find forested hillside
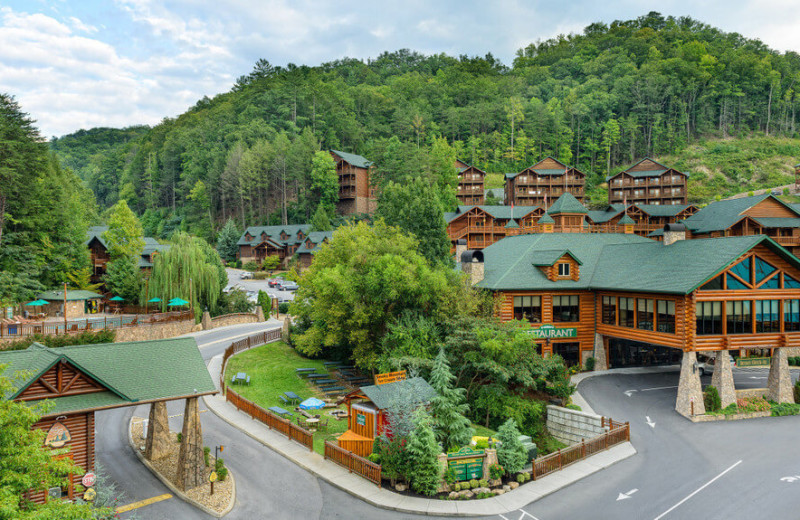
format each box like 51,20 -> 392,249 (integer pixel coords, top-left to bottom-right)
50,12 -> 800,238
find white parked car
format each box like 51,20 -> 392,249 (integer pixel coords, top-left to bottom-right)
697,354 -> 735,376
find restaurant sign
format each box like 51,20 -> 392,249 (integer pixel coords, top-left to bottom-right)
527,324 -> 577,339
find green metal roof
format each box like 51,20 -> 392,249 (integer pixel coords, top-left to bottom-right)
359,377 -> 437,410
238,224 -> 312,246
538,213 -> 555,224
531,168 -> 566,176
547,193 -> 588,215
296,231 -> 333,254
37,290 -> 102,301
752,217 -> 800,228
505,219 -> 520,229
330,150 -> 373,169
679,194 -> 793,234
0,337 -> 217,414
530,249 -> 582,266
618,215 -> 635,225
445,205 -> 540,223
635,204 -> 695,217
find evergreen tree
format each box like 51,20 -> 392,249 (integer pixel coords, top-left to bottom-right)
405,408 -> 442,496
496,418 -> 527,474
216,219 -> 241,262
429,348 -> 474,451
309,151 -> 338,212
103,200 -> 144,260
103,255 -> 142,303
309,203 -> 333,232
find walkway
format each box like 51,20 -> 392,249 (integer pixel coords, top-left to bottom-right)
203,351 -> 636,516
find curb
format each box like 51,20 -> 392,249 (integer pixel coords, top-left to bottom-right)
205,352 -> 638,517
127,417 -> 236,518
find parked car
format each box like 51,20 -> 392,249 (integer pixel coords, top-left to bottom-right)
697,354 -> 735,376
280,281 -> 299,291
240,271 -> 253,280
268,277 -> 282,287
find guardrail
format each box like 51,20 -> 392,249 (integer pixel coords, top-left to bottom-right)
324,441 -> 382,487
532,422 -> 630,480
226,388 -> 313,451
0,311 -> 193,339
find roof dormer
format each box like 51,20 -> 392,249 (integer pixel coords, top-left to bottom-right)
531,250 -> 582,282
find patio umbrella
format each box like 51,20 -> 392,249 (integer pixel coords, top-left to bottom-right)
147,297 -> 162,303
168,298 -> 189,306
26,299 -> 50,306
109,296 -> 125,302
299,397 -> 326,410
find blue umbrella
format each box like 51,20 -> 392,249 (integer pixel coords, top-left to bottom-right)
147,297 -> 162,303
299,397 -> 326,410
168,298 -> 189,306
26,299 -> 50,306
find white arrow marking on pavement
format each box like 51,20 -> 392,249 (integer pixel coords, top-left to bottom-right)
780,476 -> 800,482
624,390 -> 637,397
518,510 -> 539,520
646,416 -> 656,428
617,488 -> 639,501
749,376 -> 767,379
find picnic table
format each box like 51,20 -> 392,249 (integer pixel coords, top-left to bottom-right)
314,379 -> 337,385
306,374 -> 327,379
231,372 -> 250,385
268,406 -> 292,417
295,368 -> 316,373
284,391 -> 300,404
322,361 -> 341,367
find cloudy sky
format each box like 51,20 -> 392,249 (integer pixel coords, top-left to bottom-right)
2,1 -> 800,138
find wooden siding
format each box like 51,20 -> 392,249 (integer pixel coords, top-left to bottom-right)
745,197 -> 797,218
595,292 -> 690,350
26,412 -> 94,504
17,360 -> 106,401
348,406 -> 377,439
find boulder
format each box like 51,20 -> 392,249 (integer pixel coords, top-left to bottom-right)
459,490 -> 474,499
489,478 -> 502,487
394,483 -> 408,492
494,489 -> 505,496
502,485 -> 511,492
448,491 -> 460,500
509,481 -> 520,490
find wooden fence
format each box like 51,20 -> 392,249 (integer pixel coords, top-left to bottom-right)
0,311 -> 193,339
532,422 -> 630,480
219,327 -> 282,393
324,441 -> 382,487
226,388 -> 314,451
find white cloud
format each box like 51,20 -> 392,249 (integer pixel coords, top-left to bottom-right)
68,16 -> 98,34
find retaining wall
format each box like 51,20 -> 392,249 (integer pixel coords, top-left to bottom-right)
210,313 -> 259,329
115,320 -> 200,342
546,405 -> 609,445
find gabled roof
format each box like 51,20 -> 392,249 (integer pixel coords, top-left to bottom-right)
445,205 -> 540,223
296,231 -> 333,254
618,214 -> 635,225
530,249 -> 582,267
0,337 -> 217,415
330,150 -> 373,169
237,224 -> 313,246
751,217 -> 800,228
85,226 -> 109,248
635,204 -> 696,217
538,213 -> 555,224
522,157 -> 569,176
606,157 -> 687,181
505,219 -> 519,229
37,290 -> 103,301
547,193 -> 588,215
681,194 -> 800,234
358,377 -> 437,410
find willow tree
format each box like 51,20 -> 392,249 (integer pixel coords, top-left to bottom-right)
148,232 -> 227,315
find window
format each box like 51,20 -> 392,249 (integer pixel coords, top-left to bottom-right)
553,295 -> 579,322
754,258 -> 776,284
696,301 -> 722,335
619,297 -> 634,327
785,300 -> 800,332
785,274 -> 800,289
602,296 -> 616,325
726,300 -> 752,334
513,296 -> 541,323
755,300 -> 780,333
657,300 -> 675,333
558,263 -> 570,277
637,299 -> 654,330
700,275 -> 723,290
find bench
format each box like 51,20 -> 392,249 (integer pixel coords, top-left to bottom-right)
279,395 -> 289,405
323,386 -> 345,394
314,379 -> 337,385
268,406 -> 292,417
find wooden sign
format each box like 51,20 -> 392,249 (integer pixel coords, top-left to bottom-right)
374,370 -> 407,385
44,421 -> 71,448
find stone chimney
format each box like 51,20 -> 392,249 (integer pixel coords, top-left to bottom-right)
663,223 -> 687,246
455,239 -> 467,262
460,250 -> 485,285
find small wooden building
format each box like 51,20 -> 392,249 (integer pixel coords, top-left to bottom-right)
35,290 -> 103,319
338,377 -> 437,457
505,157 -> 586,208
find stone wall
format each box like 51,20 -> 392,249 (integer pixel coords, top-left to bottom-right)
209,313 -> 259,329
115,320 -> 200,343
546,405 -> 609,445
735,388 -> 767,399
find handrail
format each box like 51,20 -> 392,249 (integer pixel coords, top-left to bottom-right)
531,422 -> 630,481
0,310 -> 194,339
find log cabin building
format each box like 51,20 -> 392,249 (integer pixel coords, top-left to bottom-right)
295,231 -> 333,268
455,159 -> 486,205
650,194 -> 800,256
337,377 -> 436,457
607,158 -> 688,206
237,224 -> 312,267
504,157 -> 586,208
465,228 -> 800,416
330,150 -> 377,216
0,338 -> 216,503
85,227 -> 169,284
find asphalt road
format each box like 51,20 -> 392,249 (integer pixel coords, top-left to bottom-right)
224,268 -> 295,304
99,329 -> 800,520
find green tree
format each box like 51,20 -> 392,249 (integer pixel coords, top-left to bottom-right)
309,151 -> 338,212
405,409 -> 442,496
290,220 -> 476,369
103,255 -> 142,303
257,289 -> 272,317
505,96 -> 525,166
309,203 -> 333,232
148,232 -> 226,314
103,200 -> 144,260
429,348 -> 474,451
376,177 -> 451,265
496,418 -> 527,474
216,219 -> 240,262
0,366 -> 112,519
602,118 -> 621,175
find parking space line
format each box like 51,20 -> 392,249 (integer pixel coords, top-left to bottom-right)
653,460 -> 742,520
116,493 -> 172,513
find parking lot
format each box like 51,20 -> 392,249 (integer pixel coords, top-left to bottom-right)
225,268 -> 296,304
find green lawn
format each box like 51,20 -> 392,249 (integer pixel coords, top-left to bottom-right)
225,342 -> 350,455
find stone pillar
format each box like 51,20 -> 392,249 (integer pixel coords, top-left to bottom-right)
255,305 -> 265,322
437,453 -> 449,493
281,317 -> 291,342
144,401 -> 172,461
711,351 -> 736,408
593,333 -> 608,371
201,310 -> 212,331
768,348 -> 794,403
675,351 -> 705,417
482,448 -> 498,481
176,397 -> 205,491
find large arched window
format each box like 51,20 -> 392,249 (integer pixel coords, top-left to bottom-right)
700,254 -> 795,290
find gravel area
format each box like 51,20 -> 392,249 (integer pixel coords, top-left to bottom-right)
131,417 -> 233,514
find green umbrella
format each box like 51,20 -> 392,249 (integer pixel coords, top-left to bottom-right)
109,296 -> 125,302
147,297 -> 162,303
26,299 -> 50,306
168,298 -> 189,306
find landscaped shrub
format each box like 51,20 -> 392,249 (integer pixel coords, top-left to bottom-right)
489,464 -> 505,480
469,479 -> 479,489
771,402 -> 800,416
242,261 -> 258,271
215,458 -> 228,481
704,385 -> 721,412
453,482 -> 462,492
478,479 -> 488,488
203,446 -> 211,467
585,356 -> 596,371
496,418 -> 528,474
444,467 -> 456,486
795,380 -> 800,403
278,302 -> 290,314
2,329 -> 117,351
176,433 -> 182,443
736,396 -> 771,412
516,473 -> 525,483
367,453 -> 381,464
474,438 -> 489,450
566,404 -> 582,411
